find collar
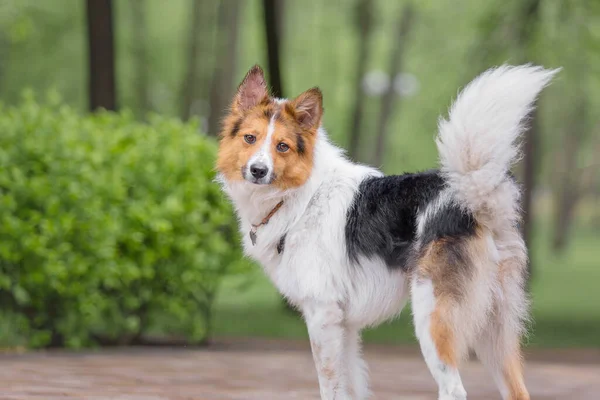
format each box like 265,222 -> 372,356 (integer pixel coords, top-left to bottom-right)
249,200 -> 284,245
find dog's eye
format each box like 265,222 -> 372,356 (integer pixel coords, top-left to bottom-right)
276,142 -> 289,153
244,134 -> 256,144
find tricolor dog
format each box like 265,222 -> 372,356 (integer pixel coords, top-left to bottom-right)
216,64 -> 558,399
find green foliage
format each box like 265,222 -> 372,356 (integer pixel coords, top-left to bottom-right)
0,93 -> 243,348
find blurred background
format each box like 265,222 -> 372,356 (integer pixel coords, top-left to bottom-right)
0,0 -> 598,351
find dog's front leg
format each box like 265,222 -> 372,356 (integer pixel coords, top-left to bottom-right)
303,301 -> 350,399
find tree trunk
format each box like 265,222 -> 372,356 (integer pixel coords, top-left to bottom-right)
262,0 -> 284,98
552,181 -> 578,251
207,0 -> 241,136
520,107 -> 538,252
0,36 -> 8,95
552,95 -> 587,251
86,0 -> 117,111
180,0 -> 205,121
347,0 -> 374,160
130,0 -> 150,117
372,3 -> 414,167
584,135 -> 600,230
275,0 -> 285,38
550,2 -> 588,252
514,0 -> 541,253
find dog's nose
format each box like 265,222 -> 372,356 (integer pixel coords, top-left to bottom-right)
250,163 -> 268,179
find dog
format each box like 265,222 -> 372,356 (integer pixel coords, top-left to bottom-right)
215,64 -> 558,399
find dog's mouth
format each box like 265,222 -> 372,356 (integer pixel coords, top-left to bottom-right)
249,177 -> 272,185
241,166 -> 275,185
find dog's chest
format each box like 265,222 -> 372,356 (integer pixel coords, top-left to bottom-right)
253,183 -> 355,303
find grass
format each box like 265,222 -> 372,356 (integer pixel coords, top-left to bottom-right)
212,217 -> 600,348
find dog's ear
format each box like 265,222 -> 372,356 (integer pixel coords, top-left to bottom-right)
290,87 -> 323,129
233,65 -> 269,112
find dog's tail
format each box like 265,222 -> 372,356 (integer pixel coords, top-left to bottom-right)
436,65 -> 559,230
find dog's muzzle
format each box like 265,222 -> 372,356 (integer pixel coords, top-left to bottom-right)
244,162 -> 273,185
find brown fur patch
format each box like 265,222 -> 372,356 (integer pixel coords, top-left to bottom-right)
430,303 -> 457,367
503,351 -> 530,400
270,105 -> 317,189
216,99 -> 318,189
416,227 -> 489,300
216,106 -> 271,181
322,363 -> 336,381
416,229 -> 489,367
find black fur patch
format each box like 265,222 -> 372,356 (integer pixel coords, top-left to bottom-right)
296,134 -> 306,155
230,117 -> 243,137
419,203 -> 476,247
263,108 -> 273,119
345,170 -> 476,270
277,234 -> 286,254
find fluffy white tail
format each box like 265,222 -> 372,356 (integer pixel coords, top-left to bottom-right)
437,65 -> 559,229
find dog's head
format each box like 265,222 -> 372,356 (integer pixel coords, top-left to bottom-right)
216,65 -> 322,190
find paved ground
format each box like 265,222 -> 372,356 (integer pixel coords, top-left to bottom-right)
1,338 -> 599,399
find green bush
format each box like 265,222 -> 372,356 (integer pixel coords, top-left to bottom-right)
0,92 -> 244,348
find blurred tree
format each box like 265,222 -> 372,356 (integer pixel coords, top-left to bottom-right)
263,0 -> 283,97
583,133 -> 600,230
0,33 -> 8,94
552,92 -> 588,251
262,0 -> 285,98
130,0 -> 150,118
552,0 -> 591,252
372,3 -> 415,166
86,0 -> 116,111
515,0 -> 541,254
347,0 -> 374,160
180,0 -> 210,122
207,0 -> 241,136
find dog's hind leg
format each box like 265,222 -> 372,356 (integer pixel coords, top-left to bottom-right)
411,232 -> 499,400
304,300 -> 351,399
474,241 -> 530,400
474,327 -> 529,400
412,275 -> 467,400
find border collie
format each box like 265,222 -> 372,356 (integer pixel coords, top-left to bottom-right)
216,64 -> 557,400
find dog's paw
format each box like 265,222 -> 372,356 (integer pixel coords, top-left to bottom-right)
438,386 -> 467,400
439,395 -> 466,400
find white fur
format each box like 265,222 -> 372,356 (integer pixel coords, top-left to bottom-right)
436,65 -> 560,230
218,65 -> 557,399
245,115 -> 276,182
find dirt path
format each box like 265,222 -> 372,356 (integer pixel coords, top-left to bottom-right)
1,339 -> 599,399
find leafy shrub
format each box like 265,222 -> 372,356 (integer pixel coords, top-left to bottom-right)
0,92 -> 244,348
